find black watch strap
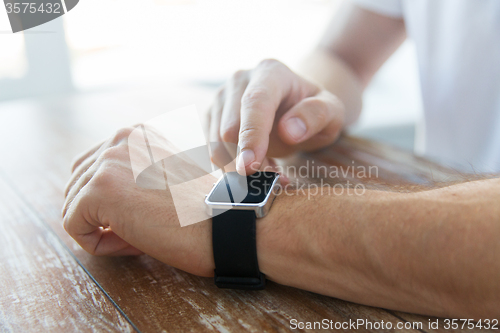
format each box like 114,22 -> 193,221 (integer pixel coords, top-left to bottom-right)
212,209 -> 265,290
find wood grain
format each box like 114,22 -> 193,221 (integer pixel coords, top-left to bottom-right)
0,83 -> 493,332
0,177 -> 135,332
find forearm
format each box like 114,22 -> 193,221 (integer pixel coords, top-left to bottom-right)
257,178 -> 500,319
297,49 -> 363,126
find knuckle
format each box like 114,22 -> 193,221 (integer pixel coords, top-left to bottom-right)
231,69 -> 248,82
62,215 -> 71,234
99,146 -> 126,161
220,124 -> 239,143
70,156 -> 81,172
91,167 -> 118,190
62,194 -> 88,234
258,58 -> 280,68
307,99 -> 330,124
238,126 -> 261,141
241,88 -> 270,107
113,127 -> 135,142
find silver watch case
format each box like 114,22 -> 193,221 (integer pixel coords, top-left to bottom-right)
205,173 -> 281,218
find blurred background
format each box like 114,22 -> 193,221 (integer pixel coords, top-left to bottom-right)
0,0 -> 422,150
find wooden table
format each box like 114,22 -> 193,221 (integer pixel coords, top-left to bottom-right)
0,84 -> 488,332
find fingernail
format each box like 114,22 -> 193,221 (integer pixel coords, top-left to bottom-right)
285,117 -> 307,141
237,149 -> 255,174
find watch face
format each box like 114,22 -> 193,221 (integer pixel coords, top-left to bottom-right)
208,171 -> 278,204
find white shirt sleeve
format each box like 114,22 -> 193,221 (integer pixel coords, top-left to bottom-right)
351,0 -> 404,18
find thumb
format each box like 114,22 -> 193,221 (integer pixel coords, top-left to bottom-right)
278,90 -> 344,149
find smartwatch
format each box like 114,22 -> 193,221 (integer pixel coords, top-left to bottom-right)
205,171 -> 280,290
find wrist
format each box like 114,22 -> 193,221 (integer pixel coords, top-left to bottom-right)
256,190 -> 300,283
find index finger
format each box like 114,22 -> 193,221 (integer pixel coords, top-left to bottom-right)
236,60 -> 290,175
236,60 -> 320,175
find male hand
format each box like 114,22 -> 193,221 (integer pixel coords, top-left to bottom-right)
62,127 -> 215,277
206,59 -> 345,175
